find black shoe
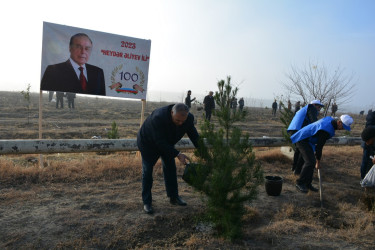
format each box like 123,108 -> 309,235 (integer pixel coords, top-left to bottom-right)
296,184 -> 308,193
307,184 -> 319,192
143,204 -> 154,214
170,196 -> 187,206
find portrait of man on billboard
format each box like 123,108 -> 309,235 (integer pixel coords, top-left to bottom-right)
41,33 -> 106,96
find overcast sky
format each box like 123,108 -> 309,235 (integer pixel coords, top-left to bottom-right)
1,0 -> 374,111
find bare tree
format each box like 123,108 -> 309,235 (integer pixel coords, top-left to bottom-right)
282,61 -> 356,111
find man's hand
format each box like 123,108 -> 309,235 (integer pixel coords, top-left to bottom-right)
315,159 -> 320,169
177,153 -> 190,165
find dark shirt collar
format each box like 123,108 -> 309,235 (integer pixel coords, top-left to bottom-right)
331,120 -> 338,130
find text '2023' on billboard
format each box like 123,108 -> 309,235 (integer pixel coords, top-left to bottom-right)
121,41 -> 136,49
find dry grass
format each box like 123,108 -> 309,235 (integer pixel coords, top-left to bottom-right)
247,146 -> 375,249
0,152 -> 143,186
1,146 -> 375,249
256,148 -> 293,164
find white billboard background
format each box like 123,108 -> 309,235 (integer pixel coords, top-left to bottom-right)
41,22 -> 151,100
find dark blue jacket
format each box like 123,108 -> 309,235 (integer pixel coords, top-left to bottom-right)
203,95 -> 215,111
137,105 -> 199,159
366,111 -> 375,128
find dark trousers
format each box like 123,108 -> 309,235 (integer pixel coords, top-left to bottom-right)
48,91 -> 54,102
360,143 -> 373,179
68,99 -> 75,109
56,97 -> 63,108
205,109 -> 212,121
290,130 -> 304,174
140,150 -> 178,205
292,147 -> 304,174
296,140 -> 316,186
292,147 -> 299,171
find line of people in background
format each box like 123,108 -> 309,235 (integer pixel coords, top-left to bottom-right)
48,91 -> 76,110
184,90 -> 246,122
272,99 -> 339,117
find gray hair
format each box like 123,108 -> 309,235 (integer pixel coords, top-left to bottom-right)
69,33 -> 93,47
172,103 -> 189,115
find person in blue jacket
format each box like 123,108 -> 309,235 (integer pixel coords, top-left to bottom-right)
137,103 -> 199,214
288,100 -> 324,174
291,114 -> 353,193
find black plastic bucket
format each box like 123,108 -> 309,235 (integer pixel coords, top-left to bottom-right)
265,176 -> 283,196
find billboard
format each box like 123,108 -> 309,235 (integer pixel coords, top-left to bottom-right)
40,22 -> 151,100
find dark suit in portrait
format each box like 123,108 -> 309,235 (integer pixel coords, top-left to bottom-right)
41,60 -> 106,95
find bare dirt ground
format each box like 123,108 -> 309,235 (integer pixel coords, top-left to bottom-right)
0,91 -> 374,249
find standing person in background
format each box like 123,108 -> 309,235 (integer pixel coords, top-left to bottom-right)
272,100 -> 278,116
295,101 -> 301,113
288,100 -> 292,110
291,115 -> 353,193
203,91 -> 215,121
48,91 -> 54,102
184,90 -> 196,109
279,100 -> 282,111
66,92 -> 76,110
288,100 -> 324,175
56,91 -> 64,109
231,97 -> 238,112
239,97 -> 244,111
331,103 -> 338,116
137,103 -> 199,214
366,109 -> 375,127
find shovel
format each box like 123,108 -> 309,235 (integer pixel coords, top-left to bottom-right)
318,169 -> 323,208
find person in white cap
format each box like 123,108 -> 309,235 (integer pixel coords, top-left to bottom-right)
291,114 -> 353,193
287,100 -> 325,175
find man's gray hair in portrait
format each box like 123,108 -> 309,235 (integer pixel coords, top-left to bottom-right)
69,33 -> 93,46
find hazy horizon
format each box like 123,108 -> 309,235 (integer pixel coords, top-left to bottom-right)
4,89 -> 370,114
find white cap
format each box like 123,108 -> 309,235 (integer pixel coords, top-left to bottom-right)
310,100 -> 324,107
340,115 -> 353,131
